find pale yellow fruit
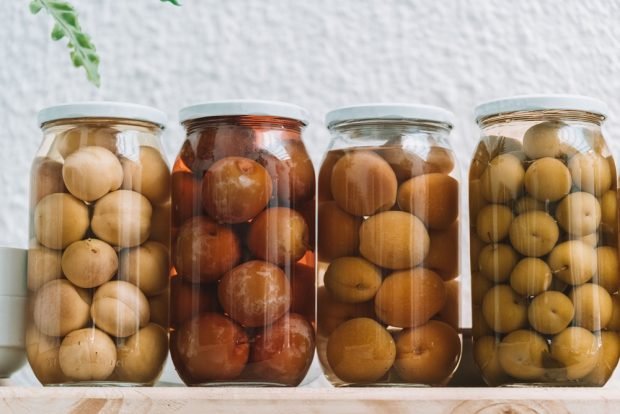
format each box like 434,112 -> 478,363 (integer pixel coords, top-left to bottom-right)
473,335 -> 509,385
568,153 -> 612,196
514,196 -> 546,215
509,210 -> 559,257
583,331 -> 620,385
498,330 -> 548,380
556,192 -> 602,236
548,241 -> 597,286
570,283 -> 613,331
600,190 -> 618,234
481,285 -> 527,334
478,244 -> 518,283
528,291 -> 574,334
524,157 -> 571,202
522,121 -> 564,159
510,257 -> 552,297
550,327 -> 600,380
480,154 -> 525,203
595,246 -> 620,293
476,204 -> 513,243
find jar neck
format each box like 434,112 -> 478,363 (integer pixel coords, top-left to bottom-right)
329,119 -> 452,138
478,110 -> 605,129
183,116 -> 305,135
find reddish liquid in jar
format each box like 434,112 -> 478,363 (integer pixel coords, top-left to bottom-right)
170,116 -> 316,386
317,145 -> 461,386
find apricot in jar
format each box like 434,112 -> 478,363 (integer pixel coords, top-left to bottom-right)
359,211 -> 429,270
317,201 -> 361,261
528,291 -> 574,335
550,326 -> 599,380
171,277 -> 219,326
324,257 -> 382,304
121,146 -> 170,204
34,193 -> 89,250
245,313 -> 315,386
583,331 -> 620,385
62,146 -> 123,202
556,192 -> 601,236
548,240 -> 597,285
423,222 -> 459,281
509,210 -> 559,257
480,154 -> 524,203
397,173 -> 458,230
172,313 -> 249,382
478,243 -> 518,283
218,260 -> 290,327
481,285 -> 527,334
202,156 -> 272,223
570,283 -> 612,331
509,257 -> 552,297
522,121 -> 563,159
318,150 -> 343,201
374,268 -> 446,328
524,157 -> 571,202
326,317 -> 395,383
317,287 -> 374,336
31,157 -> 66,204
476,204 -> 513,244
246,207 -> 309,266
33,279 -> 91,337
175,216 -> 241,283
330,150 -> 397,216
394,320 -> 460,384
568,153 -> 612,196
497,330 -> 548,380
595,246 -> 620,294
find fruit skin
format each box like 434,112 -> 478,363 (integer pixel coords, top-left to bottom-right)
569,283 -> 613,331
514,196 -> 546,215
31,157 -> 66,204
34,193 -> 89,250
550,326 -> 600,380
170,277 -> 220,326
120,146 -> 171,204
497,330 -> 548,380
478,243 -> 518,283
555,192 -> 602,236
595,246 -> 620,294
318,151 -> 343,201
548,240 -> 597,286
522,121 -> 563,159
528,291 -> 574,335
424,221 -> 459,281
317,287 -> 375,336
508,210 -> 559,257
396,173 -> 458,230
317,201 -> 362,261
481,285 -> 527,334
33,279 -> 92,337
510,257 -> 552,297
90,280 -> 150,338
474,335 -> 509,385
359,211 -> 430,270
374,268 -> 446,328
218,260 -> 291,328
62,146 -> 123,202
26,326 -> 67,384
324,257 -> 382,304
524,157 -> 571,202
600,190 -> 618,234
326,317 -> 395,383
202,156 -> 272,224
568,153 -> 612,196
480,154 -> 525,203
174,216 -> 241,283
476,204 -> 513,243
27,244 -> 63,291
58,328 -> 117,381
330,150 -> 397,216
171,313 -> 249,383
583,331 -> 620,385
119,241 -> 169,296
114,323 -> 168,384
393,320 -> 461,384
171,171 -> 203,226
246,207 -> 309,266
244,313 -> 315,386
61,238 -> 118,289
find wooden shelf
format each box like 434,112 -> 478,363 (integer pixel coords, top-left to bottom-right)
0,387 -> 619,413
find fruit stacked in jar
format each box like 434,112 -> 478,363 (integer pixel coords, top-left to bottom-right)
27,103 -> 170,385
470,95 -> 620,386
317,104 -> 461,386
170,101 -> 316,386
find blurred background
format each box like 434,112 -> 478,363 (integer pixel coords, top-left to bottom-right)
1,0 -> 620,386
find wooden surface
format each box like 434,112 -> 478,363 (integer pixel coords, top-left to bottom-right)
0,387 -> 619,414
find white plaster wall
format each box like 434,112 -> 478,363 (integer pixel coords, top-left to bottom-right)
2,0 -> 620,386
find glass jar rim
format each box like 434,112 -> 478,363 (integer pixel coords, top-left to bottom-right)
179,100 -> 309,125
474,94 -> 608,122
37,102 -> 167,128
325,103 -> 455,129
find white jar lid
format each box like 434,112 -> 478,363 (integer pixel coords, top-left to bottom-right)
475,94 -> 608,121
179,100 -> 309,125
38,102 -> 167,127
325,103 -> 455,128
0,247 -> 27,297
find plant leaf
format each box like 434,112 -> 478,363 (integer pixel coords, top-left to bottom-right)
32,0 -> 100,86
161,0 -> 181,5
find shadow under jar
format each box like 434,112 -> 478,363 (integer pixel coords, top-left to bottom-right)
470,95 -> 620,386
317,104 -> 462,387
27,102 -> 170,386
170,100 -> 316,387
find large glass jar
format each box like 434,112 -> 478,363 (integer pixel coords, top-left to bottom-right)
470,95 -> 620,386
27,102 -> 170,386
170,100 -> 316,386
318,104 -> 461,386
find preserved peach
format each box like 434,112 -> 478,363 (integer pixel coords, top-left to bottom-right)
31,157 -> 65,204
323,257 -> 382,304
397,173 -> 458,230
424,222 -> 459,281
317,201 -> 361,261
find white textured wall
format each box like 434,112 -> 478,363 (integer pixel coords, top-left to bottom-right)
3,0 -> 620,386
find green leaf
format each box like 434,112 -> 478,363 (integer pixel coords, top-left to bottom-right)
30,0 -> 100,87
161,0 -> 181,5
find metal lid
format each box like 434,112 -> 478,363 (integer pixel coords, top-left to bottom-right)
38,102 -> 167,127
179,100 -> 309,125
325,103 -> 455,128
475,94 -> 608,121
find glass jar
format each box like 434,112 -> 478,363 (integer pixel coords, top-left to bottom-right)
470,95 -> 620,386
318,104 -> 461,386
27,102 -> 170,386
170,100 -> 316,386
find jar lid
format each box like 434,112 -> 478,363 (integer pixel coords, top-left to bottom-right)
475,94 -> 608,121
179,100 -> 309,125
38,102 -> 167,127
0,247 -> 27,297
325,103 -> 455,128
